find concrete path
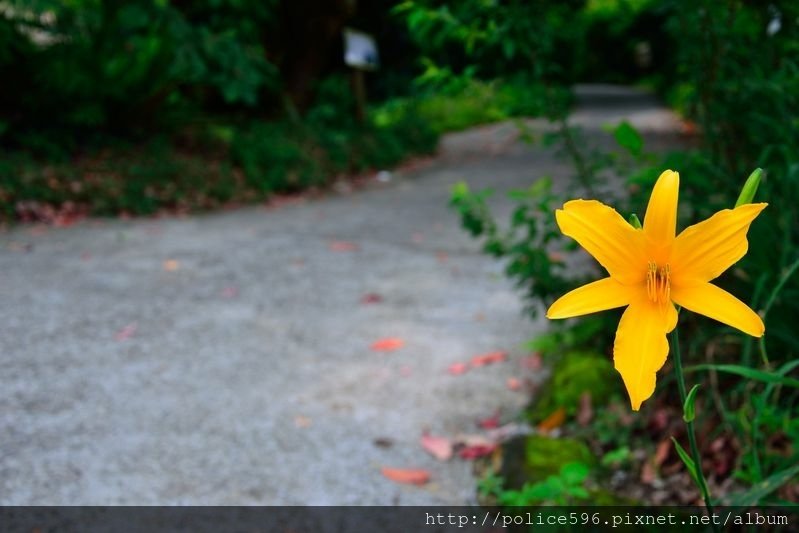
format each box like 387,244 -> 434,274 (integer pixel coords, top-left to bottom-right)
0,85 -> 683,505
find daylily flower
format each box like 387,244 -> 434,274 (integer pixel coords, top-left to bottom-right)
546,170 -> 766,410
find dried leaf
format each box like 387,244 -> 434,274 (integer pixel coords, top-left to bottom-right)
471,351 -> 507,367
329,240 -> 358,252
381,467 -> 430,485
537,407 -> 566,433
163,259 -> 180,271
360,293 -> 383,304
654,439 -> 671,467
373,437 -> 394,448
370,338 -> 405,352
458,444 -> 497,460
453,434 -> 495,448
220,286 -> 239,299
421,433 -> 453,461
294,415 -> 312,428
477,412 -> 501,430
519,353 -> 542,371
114,323 -> 138,341
576,392 -> 593,426
447,362 -> 469,375
506,377 -> 522,391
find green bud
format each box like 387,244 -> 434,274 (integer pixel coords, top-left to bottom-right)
735,168 -> 764,207
628,213 -> 642,229
683,384 -> 700,422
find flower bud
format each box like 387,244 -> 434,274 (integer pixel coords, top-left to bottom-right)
735,168 -> 763,207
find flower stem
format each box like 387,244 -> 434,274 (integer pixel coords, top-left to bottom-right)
671,326 -> 717,520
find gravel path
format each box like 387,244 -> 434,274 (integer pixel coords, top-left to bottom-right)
0,85 -> 683,505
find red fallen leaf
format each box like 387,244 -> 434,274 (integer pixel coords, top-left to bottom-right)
506,377 -> 522,391
537,407 -> 566,433
220,286 -> 239,299
329,240 -> 358,252
458,443 -> 497,460
381,467 -> 430,485
519,353 -> 542,370
360,293 -> 383,304
399,365 -> 413,377
411,232 -> 424,243
436,251 -> 448,263
115,323 -> 137,341
370,337 -> 405,352
477,412 -> 501,429
471,351 -> 507,367
447,362 -> 469,375
80,252 -> 91,261
421,433 -> 453,461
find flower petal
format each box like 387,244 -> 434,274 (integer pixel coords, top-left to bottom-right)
547,277 -> 631,319
556,200 -> 647,285
613,298 -> 671,411
670,203 -> 767,285
671,282 -> 765,337
643,170 -> 679,259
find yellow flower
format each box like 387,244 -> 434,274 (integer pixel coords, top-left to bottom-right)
546,170 -> 766,410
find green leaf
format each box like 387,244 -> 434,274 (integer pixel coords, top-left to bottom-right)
725,464 -> 799,506
613,121 -> 643,156
560,462 -> 589,485
671,437 -> 699,486
687,364 -> 799,388
683,384 -> 700,422
627,213 -> 642,229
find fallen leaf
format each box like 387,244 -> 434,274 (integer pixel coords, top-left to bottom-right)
471,351 -> 507,367
360,293 -> 383,304
115,323 -> 138,341
421,433 -> 453,461
381,467 -> 430,485
399,365 -> 413,377
537,407 -> 566,433
436,251 -> 448,263
453,434 -> 495,448
506,377 -> 522,391
163,259 -> 180,272
80,251 -> 91,261
458,443 -> 497,460
519,353 -> 542,371
477,412 -> 501,430
654,439 -> 671,467
473,313 -> 485,322
370,338 -> 405,352
640,460 -> 657,485
220,286 -> 239,298
294,415 -> 312,428
373,437 -> 394,448
329,240 -> 358,252
411,232 -> 424,243
576,392 -> 593,426
447,362 -> 469,375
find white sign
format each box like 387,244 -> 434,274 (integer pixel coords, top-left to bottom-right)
343,28 -> 379,71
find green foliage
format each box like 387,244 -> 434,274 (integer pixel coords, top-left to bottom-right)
498,462 -> 591,506
0,0 -> 280,152
450,177 -> 584,314
528,351 -> 619,423
0,81 -> 439,219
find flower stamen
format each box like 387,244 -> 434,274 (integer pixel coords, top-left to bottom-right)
646,261 -> 671,304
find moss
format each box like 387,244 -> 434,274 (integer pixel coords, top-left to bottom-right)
528,350 -> 618,423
